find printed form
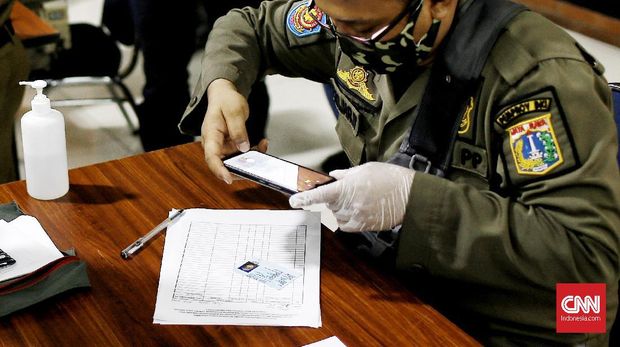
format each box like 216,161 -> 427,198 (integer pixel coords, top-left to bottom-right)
153,209 -> 321,327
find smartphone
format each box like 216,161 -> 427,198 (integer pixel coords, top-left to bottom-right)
223,150 -> 335,195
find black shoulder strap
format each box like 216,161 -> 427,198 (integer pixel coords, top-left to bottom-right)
392,0 -> 526,176
405,62 -> 478,175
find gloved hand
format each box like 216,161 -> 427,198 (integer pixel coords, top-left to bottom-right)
289,162 -> 416,232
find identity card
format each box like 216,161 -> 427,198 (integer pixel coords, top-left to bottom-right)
235,259 -> 301,290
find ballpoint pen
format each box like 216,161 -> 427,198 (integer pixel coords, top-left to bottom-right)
121,209 -> 185,259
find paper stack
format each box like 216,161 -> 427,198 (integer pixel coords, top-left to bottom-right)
0,212 -> 90,317
153,209 -> 322,327
0,216 -> 64,282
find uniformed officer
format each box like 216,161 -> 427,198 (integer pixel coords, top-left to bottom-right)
179,0 -> 620,344
0,0 -> 29,183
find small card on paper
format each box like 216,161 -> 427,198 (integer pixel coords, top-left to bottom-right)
235,260 -> 301,290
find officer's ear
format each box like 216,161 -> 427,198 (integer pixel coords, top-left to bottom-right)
429,0 -> 458,20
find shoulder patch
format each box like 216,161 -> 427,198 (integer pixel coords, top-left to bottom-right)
496,98 -> 551,127
508,114 -> 563,175
286,1 -> 326,38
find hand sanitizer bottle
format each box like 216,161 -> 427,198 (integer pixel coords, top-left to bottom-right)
19,80 -> 69,200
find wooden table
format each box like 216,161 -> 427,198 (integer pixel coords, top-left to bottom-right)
10,0 -> 61,48
0,143 -> 479,346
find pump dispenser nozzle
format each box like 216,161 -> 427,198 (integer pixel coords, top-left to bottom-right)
20,80 -> 47,94
20,80 -> 51,112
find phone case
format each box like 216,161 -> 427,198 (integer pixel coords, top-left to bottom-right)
223,151 -> 334,195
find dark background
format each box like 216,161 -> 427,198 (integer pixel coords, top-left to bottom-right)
565,0 -> 620,18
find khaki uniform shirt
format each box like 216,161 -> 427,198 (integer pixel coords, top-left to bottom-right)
0,0 -> 12,24
180,1 -> 620,344
1,0 -> 29,183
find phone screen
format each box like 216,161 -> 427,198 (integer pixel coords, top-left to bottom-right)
223,151 -> 334,193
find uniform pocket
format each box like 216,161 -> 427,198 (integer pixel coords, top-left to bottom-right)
331,79 -> 366,165
335,115 -> 364,166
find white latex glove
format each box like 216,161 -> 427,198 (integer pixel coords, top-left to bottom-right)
289,162 -> 416,232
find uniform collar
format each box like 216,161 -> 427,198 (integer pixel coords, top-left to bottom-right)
442,0 -> 526,80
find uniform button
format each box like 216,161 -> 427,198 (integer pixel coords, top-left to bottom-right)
189,96 -> 198,107
445,75 -> 452,83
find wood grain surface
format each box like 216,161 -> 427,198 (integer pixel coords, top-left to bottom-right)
514,0 -> 620,47
0,142 -> 479,347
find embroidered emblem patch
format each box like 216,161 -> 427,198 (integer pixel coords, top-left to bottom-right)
286,2 -> 326,37
508,114 -> 563,175
496,98 -> 552,127
337,66 -> 375,101
458,97 -> 474,135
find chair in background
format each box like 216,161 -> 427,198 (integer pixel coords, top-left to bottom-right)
27,0 -> 139,133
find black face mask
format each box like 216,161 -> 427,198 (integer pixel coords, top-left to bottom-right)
338,11 -> 442,74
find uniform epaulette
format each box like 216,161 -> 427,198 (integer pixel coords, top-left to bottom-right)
490,12 -> 587,86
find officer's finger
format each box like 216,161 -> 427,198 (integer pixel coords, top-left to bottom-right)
334,216 -> 349,230
339,219 -> 366,232
253,138 -> 269,153
329,168 -> 351,180
205,143 -> 234,184
335,215 -> 369,233
333,210 -> 353,224
202,116 -> 234,184
289,180 -> 343,208
222,104 -> 250,153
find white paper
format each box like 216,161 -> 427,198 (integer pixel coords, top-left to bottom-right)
303,336 -> 347,347
0,216 -> 64,282
302,204 -> 338,232
153,209 -> 321,327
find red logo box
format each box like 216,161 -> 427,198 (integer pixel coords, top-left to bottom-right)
556,283 -> 606,333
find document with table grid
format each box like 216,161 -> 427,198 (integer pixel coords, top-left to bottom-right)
153,209 -> 321,327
